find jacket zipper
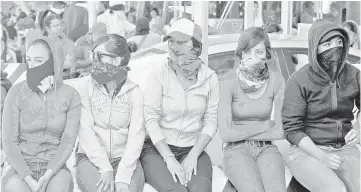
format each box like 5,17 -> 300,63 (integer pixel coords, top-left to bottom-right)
330,82 -> 338,111
178,92 -> 187,146
108,94 -> 113,161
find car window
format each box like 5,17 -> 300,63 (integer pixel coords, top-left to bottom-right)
208,49 -> 281,79
208,51 -> 236,79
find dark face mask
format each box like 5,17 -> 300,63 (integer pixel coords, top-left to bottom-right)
91,61 -> 129,85
317,46 -> 343,79
26,58 -> 54,92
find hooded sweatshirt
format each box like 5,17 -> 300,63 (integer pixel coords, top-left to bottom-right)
144,59 -> 219,147
2,37 -> 81,179
282,20 -> 360,148
75,76 -> 145,185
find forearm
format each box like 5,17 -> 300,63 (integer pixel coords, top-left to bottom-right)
248,122 -> 284,141
47,93 -> 80,173
219,117 -> 270,143
75,59 -> 92,69
298,136 -> 325,160
154,140 -> 174,159
189,134 -> 212,157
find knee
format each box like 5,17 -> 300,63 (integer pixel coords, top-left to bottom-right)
46,169 -> 74,192
188,177 -> 212,192
323,180 -> 346,192
3,175 -> 29,192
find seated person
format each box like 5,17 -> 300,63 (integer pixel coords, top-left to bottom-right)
283,19 -> 360,192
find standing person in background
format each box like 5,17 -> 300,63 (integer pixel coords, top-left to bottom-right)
63,1 -> 89,40
282,19 -> 360,192
127,17 -> 161,51
42,14 -> 75,79
74,22 -> 107,78
74,34 -> 145,192
126,7 -> 137,25
149,8 -> 165,36
301,1 -> 315,24
97,1 -> 136,38
140,18 -> 219,192
1,36 -> 81,192
253,1 -> 264,27
218,27 -> 286,192
38,1 -> 67,30
342,20 -> 360,50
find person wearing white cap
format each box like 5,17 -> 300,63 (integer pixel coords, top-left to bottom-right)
97,1 -> 135,38
140,18 -> 219,192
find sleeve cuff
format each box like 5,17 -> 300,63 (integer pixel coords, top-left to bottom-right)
201,125 -> 217,139
114,169 -> 132,185
147,124 -> 166,145
95,157 -> 114,173
286,131 -> 307,146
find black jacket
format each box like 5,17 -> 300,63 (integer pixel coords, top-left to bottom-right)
282,20 -> 360,148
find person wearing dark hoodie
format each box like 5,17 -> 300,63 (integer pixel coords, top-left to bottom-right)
140,18 -> 219,192
127,17 -> 161,51
1,36 -> 81,192
74,34 -> 145,192
282,19 -> 360,192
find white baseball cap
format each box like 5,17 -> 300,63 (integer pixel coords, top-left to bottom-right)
109,1 -> 126,7
163,18 -> 202,43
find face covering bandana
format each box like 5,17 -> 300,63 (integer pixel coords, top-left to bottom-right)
317,46 -> 343,80
237,58 -> 269,93
91,60 -> 130,85
168,43 -> 202,81
26,57 -> 54,92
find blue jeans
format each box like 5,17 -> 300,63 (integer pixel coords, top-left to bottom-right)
140,139 -> 213,192
285,144 -> 360,192
75,153 -> 145,192
1,161 -> 73,192
222,143 -> 286,192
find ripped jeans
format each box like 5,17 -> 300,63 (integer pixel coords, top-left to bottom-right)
285,144 -> 360,192
222,142 -> 286,192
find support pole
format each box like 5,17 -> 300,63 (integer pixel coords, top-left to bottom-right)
87,1 -> 97,31
244,1 -> 255,29
281,1 -> 292,36
193,1 -> 208,66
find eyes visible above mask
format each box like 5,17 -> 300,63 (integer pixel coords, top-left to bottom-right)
90,51 -> 124,67
318,37 -> 343,54
168,38 -> 193,49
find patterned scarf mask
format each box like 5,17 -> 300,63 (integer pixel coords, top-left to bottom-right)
91,53 -> 130,85
168,42 -> 202,81
236,57 -> 269,93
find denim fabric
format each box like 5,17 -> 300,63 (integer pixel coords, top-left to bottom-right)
222,143 -> 286,192
1,161 -> 73,192
140,139 -> 213,192
285,144 -> 360,192
75,153 -> 145,192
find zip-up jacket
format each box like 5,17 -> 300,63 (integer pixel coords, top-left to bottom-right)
2,37 -> 81,179
75,76 -> 145,185
282,20 -> 360,147
144,58 -> 219,147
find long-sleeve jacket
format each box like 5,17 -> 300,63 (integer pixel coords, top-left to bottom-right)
75,76 -> 145,184
144,60 -> 219,147
282,20 -> 360,147
2,37 -> 81,179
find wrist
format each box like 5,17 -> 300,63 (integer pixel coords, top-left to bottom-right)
164,154 -> 176,164
24,175 -> 33,183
